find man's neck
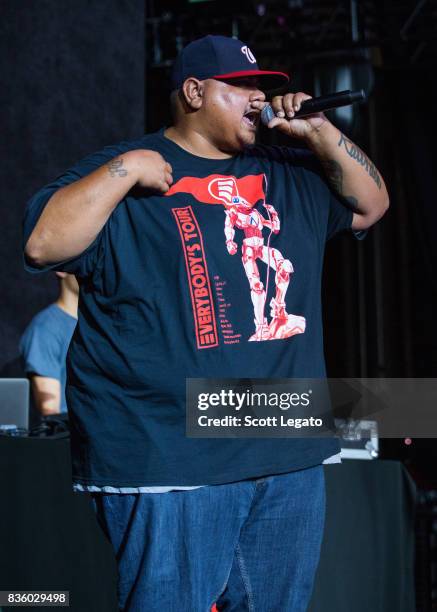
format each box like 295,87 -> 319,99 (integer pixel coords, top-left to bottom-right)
164,125 -> 235,159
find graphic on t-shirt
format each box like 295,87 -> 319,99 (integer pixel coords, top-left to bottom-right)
167,174 -> 306,342
172,206 -> 219,350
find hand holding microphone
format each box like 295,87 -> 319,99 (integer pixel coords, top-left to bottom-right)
257,90 -> 365,139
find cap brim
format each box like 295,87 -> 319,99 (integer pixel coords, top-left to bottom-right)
212,70 -> 289,91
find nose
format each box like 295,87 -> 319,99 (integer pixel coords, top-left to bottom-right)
251,89 -> 266,102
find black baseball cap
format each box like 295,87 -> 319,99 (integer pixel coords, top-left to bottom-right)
171,35 -> 289,91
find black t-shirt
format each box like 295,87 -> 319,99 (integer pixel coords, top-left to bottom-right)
23,129 -> 357,487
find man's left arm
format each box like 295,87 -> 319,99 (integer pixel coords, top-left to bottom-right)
256,92 -> 389,230
305,121 -> 389,231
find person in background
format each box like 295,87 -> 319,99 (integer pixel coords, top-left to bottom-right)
19,272 -> 78,416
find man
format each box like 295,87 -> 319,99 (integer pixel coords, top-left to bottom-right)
23,35 -> 388,611
19,272 -> 78,416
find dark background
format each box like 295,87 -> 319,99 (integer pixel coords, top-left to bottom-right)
1,0 -> 145,375
1,1 -> 437,462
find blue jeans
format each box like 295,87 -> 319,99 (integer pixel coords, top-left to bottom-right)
91,465 -> 326,612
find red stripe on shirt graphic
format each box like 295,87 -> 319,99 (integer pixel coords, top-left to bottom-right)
172,206 -> 219,349
167,174 -> 265,206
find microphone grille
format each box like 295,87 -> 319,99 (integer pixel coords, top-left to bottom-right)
261,105 -> 275,126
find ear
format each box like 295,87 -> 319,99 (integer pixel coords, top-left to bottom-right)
181,78 -> 204,110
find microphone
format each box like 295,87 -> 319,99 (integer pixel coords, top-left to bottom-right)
260,89 -> 365,125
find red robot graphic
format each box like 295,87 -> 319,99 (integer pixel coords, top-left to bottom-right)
166,173 -> 306,342
207,176 -> 306,342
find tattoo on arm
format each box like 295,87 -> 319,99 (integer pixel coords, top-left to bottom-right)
107,158 -> 128,178
321,159 -> 359,210
338,133 -> 382,189
321,159 -> 343,193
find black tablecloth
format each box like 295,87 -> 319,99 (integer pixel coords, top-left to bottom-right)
309,459 -> 416,612
0,436 -> 117,612
0,437 -> 416,612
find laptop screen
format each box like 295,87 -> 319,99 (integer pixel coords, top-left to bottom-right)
0,378 -> 29,429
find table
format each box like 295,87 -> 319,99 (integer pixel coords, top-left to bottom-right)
0,437 -> 416,611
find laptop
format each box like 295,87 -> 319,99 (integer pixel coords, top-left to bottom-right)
0,378 -> 29,429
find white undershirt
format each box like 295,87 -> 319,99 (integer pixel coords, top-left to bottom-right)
73,452 -> 342,494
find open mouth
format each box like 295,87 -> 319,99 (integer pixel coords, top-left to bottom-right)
242,110 -> 259,129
